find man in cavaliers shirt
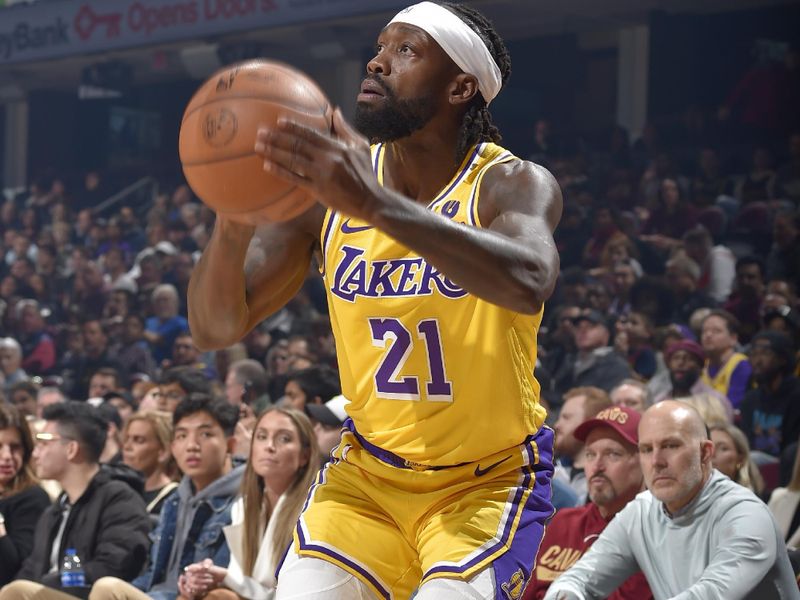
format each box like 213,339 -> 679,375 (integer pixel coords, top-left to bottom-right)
525,406 -> 652,600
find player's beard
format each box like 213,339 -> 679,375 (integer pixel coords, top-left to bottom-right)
354,76 -> 437,142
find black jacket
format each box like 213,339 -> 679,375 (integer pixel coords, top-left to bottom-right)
553,347 -> 633,397
0,485 -> 52,585
17,466 -> 150,589
740,376 -> 800,458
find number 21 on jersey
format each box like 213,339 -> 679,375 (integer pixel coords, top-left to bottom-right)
369,317 -> 453,402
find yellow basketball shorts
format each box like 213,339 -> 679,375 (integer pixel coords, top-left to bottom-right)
281,421 -> 555,600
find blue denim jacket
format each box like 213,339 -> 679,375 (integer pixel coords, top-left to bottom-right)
132,465 -> 244,600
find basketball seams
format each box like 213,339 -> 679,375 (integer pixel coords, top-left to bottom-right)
193,59 -> 330,116
179,60 -> 330,222
181,149 -> 261,168
180,95 -> 330,125
244,61 -> 330,116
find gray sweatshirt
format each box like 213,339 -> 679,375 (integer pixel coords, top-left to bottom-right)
544,470 -> 799,600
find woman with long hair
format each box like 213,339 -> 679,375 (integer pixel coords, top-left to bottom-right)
179,407 -> 319,600
769,442 -> 800,547
122,410 -> 178,515
0,403 -> 51,585
641,177 -> 697,252
676,393 -> 733,426
709,423 -> 764,495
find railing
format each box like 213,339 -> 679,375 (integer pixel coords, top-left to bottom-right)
91,176 -> 158,219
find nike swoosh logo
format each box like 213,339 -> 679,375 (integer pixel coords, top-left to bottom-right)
474,455 -> 512,477
341,218 -> 374,234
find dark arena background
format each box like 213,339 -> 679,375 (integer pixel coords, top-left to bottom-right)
0,0 -> 800,597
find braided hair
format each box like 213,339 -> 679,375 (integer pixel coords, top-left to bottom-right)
440,2 -> 512,162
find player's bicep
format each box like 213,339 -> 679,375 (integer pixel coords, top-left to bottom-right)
483,161 -> 563,294
484,160 -> 562,238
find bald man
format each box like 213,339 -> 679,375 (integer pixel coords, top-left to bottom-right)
545,401 -> 798,600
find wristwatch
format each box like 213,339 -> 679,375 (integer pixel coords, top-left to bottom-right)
0,512 -> 5,525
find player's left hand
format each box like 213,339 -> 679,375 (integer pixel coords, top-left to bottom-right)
254,108 -> 382,222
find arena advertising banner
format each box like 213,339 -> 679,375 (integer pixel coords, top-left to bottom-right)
0,0 -> 407,65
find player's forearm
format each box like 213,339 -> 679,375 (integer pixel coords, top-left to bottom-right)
188,219 -> 255,350
371,193 -> 556,314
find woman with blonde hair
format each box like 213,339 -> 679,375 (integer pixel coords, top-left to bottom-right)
0,404 -> 51,585
122,410 -> 178,515
709,423 -> 764,495
676,392 -> 733,425
179,407 -> 319,600
769,442 -> 800,547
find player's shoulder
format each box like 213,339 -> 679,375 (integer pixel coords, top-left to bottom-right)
478,153 -> 562,225
482,155 -> 558,192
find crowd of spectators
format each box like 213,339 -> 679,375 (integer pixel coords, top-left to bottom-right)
0,95 -> 798,597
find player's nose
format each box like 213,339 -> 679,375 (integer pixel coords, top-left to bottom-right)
367,54 -> 389,76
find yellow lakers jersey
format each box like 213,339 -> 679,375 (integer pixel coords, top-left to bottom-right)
320,142 -> 546,465
701,352 -> 748,397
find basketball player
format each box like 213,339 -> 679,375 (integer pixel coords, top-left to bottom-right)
188,2 -> 562,598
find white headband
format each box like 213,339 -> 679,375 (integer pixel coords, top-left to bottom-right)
388,1 -> 502,104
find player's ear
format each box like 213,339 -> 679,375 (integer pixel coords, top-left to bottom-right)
448,73 -> 479,106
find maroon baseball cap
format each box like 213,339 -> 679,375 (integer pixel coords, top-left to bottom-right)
573,406 -> 641,447
665,339 -> 705,364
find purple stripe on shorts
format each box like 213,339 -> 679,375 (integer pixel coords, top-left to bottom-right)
299,460 -> 328,514
291,458 -> 391,598
422,426 -> 554,594
423,469 -> 531,579
276,461 -> 329,578
492,427 -> 554,600
523,433 -> 536,466
295,521 -> 391,600
274,540 -> 292,580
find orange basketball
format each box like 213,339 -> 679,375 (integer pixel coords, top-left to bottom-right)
179,59 -> 332,223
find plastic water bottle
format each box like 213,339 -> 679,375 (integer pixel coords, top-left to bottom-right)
61,548 -> 85,588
